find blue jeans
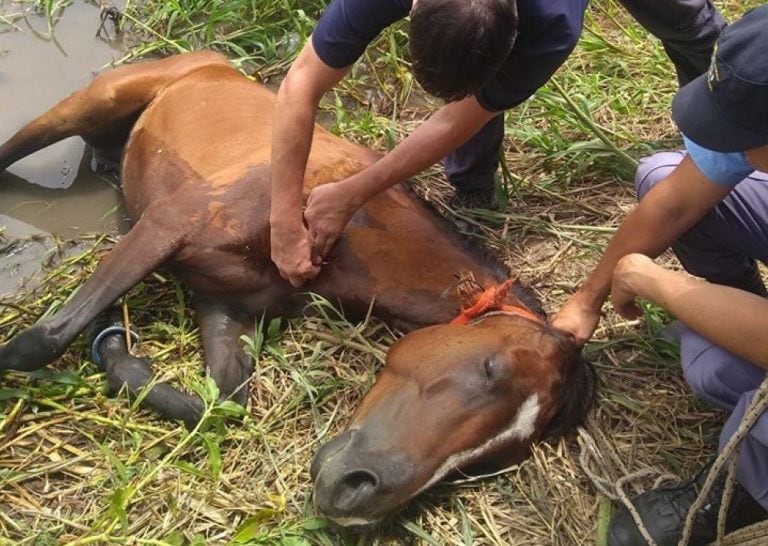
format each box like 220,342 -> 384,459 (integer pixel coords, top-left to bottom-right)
636,151 -> 768,509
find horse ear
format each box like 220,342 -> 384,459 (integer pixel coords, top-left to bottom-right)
502,288 -> 527,308
542,341 -> 598,440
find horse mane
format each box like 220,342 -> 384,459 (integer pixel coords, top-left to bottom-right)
400,182 -> 546,318
394,184 -> 597,474
541,329 -> 598,440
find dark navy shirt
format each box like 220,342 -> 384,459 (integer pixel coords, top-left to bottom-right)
312,0 -> 587,111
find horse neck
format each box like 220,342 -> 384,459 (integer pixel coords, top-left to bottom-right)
313,184 -> 509,331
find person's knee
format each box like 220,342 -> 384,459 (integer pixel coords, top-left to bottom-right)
670,0 -> 726,43
682,356 -> 725,407
634,152 -> 685,201
680,327 -> 732,407
681,328 -> 761,409
641,0 -> 725,43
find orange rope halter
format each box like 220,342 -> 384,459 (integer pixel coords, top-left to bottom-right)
449,278 -> 545,326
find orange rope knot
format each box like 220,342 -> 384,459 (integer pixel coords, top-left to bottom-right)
450,277 -> 544,326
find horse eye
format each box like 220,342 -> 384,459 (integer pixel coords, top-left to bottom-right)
483,358 -> 495,381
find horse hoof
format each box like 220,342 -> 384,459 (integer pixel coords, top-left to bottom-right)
223,383 -> 249,408
0,324 -> 62,372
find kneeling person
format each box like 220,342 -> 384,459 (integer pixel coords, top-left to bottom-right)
554,6 -> 768,546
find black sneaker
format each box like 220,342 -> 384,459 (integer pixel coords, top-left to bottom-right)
451,186 -> 498,210
449,173 -> 501,210
608,462 -> 767,546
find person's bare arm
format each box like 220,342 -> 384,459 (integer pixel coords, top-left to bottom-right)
611,254 -> 768,370
552,156 -> 732,345
305,96 -> 499,259
270,40 -> 348,287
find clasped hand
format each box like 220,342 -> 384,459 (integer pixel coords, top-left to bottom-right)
552,253 -> 658,346
304,181 -> 357,265
270,180 -> 358,288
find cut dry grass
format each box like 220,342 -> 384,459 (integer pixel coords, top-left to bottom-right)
2,0 -> 767,545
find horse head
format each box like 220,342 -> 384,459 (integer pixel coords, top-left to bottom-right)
311,280 -> 596,526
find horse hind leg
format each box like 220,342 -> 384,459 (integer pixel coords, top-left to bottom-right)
0,50 -> 230,174
0,66 -> 149,173
0,203 -> 186,371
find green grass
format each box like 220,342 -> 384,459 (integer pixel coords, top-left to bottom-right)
117,0 -> 326,70
3,0 -> 768,544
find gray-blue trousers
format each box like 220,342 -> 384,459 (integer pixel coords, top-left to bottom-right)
446,0 -> 727,189
637,152 -> 768,509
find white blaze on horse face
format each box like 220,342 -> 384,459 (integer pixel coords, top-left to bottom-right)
329,515 -> 377,527
416,393 -> 541,495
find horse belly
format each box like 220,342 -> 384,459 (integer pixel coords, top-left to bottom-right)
169,239 -> 296,313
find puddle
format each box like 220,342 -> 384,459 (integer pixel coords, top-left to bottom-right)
0,0 -> 128,294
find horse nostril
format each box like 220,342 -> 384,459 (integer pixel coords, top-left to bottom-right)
333,469 -> 380,512
345,469 -> 379,490
311,430 -> 356,480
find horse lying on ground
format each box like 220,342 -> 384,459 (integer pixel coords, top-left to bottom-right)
0,51 -> 595,525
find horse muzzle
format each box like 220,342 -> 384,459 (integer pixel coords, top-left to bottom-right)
310,428 -> 417,526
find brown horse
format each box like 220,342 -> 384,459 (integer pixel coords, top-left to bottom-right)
0,51 -> 595,525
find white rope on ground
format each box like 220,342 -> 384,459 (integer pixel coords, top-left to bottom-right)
577,427 -> 678,546
577,428 -> 619,500
577,370 -> 768,546
719,519 -> 768,545
716,456 -> 741,544
679,374 -> 768,546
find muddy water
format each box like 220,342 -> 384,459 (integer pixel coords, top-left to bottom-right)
0,0 -> 128,294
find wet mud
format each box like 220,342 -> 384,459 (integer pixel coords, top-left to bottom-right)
0,0 -> 127,294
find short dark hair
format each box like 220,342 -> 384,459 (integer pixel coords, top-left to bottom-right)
409,0 -> 518,102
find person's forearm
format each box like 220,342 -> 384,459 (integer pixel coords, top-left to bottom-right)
270,78 -> 318,225
575,160 -> 731,310
576,204 -> 690,308
630,265 -> 768,370
270,41 -> 348,229
343,97 -> 497,206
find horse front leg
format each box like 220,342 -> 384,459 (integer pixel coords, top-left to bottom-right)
90,299 -> 255,426
89,307 -> 205,429
195,299 -> 254,407
0,205 -> 185,371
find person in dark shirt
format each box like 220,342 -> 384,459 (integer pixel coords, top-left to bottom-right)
269,0 -> 725,288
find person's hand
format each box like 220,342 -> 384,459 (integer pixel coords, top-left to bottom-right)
610,253 -> 657,319
551,292 -> 603,347
270,220 -> 321,287
304,181 -> 360,263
